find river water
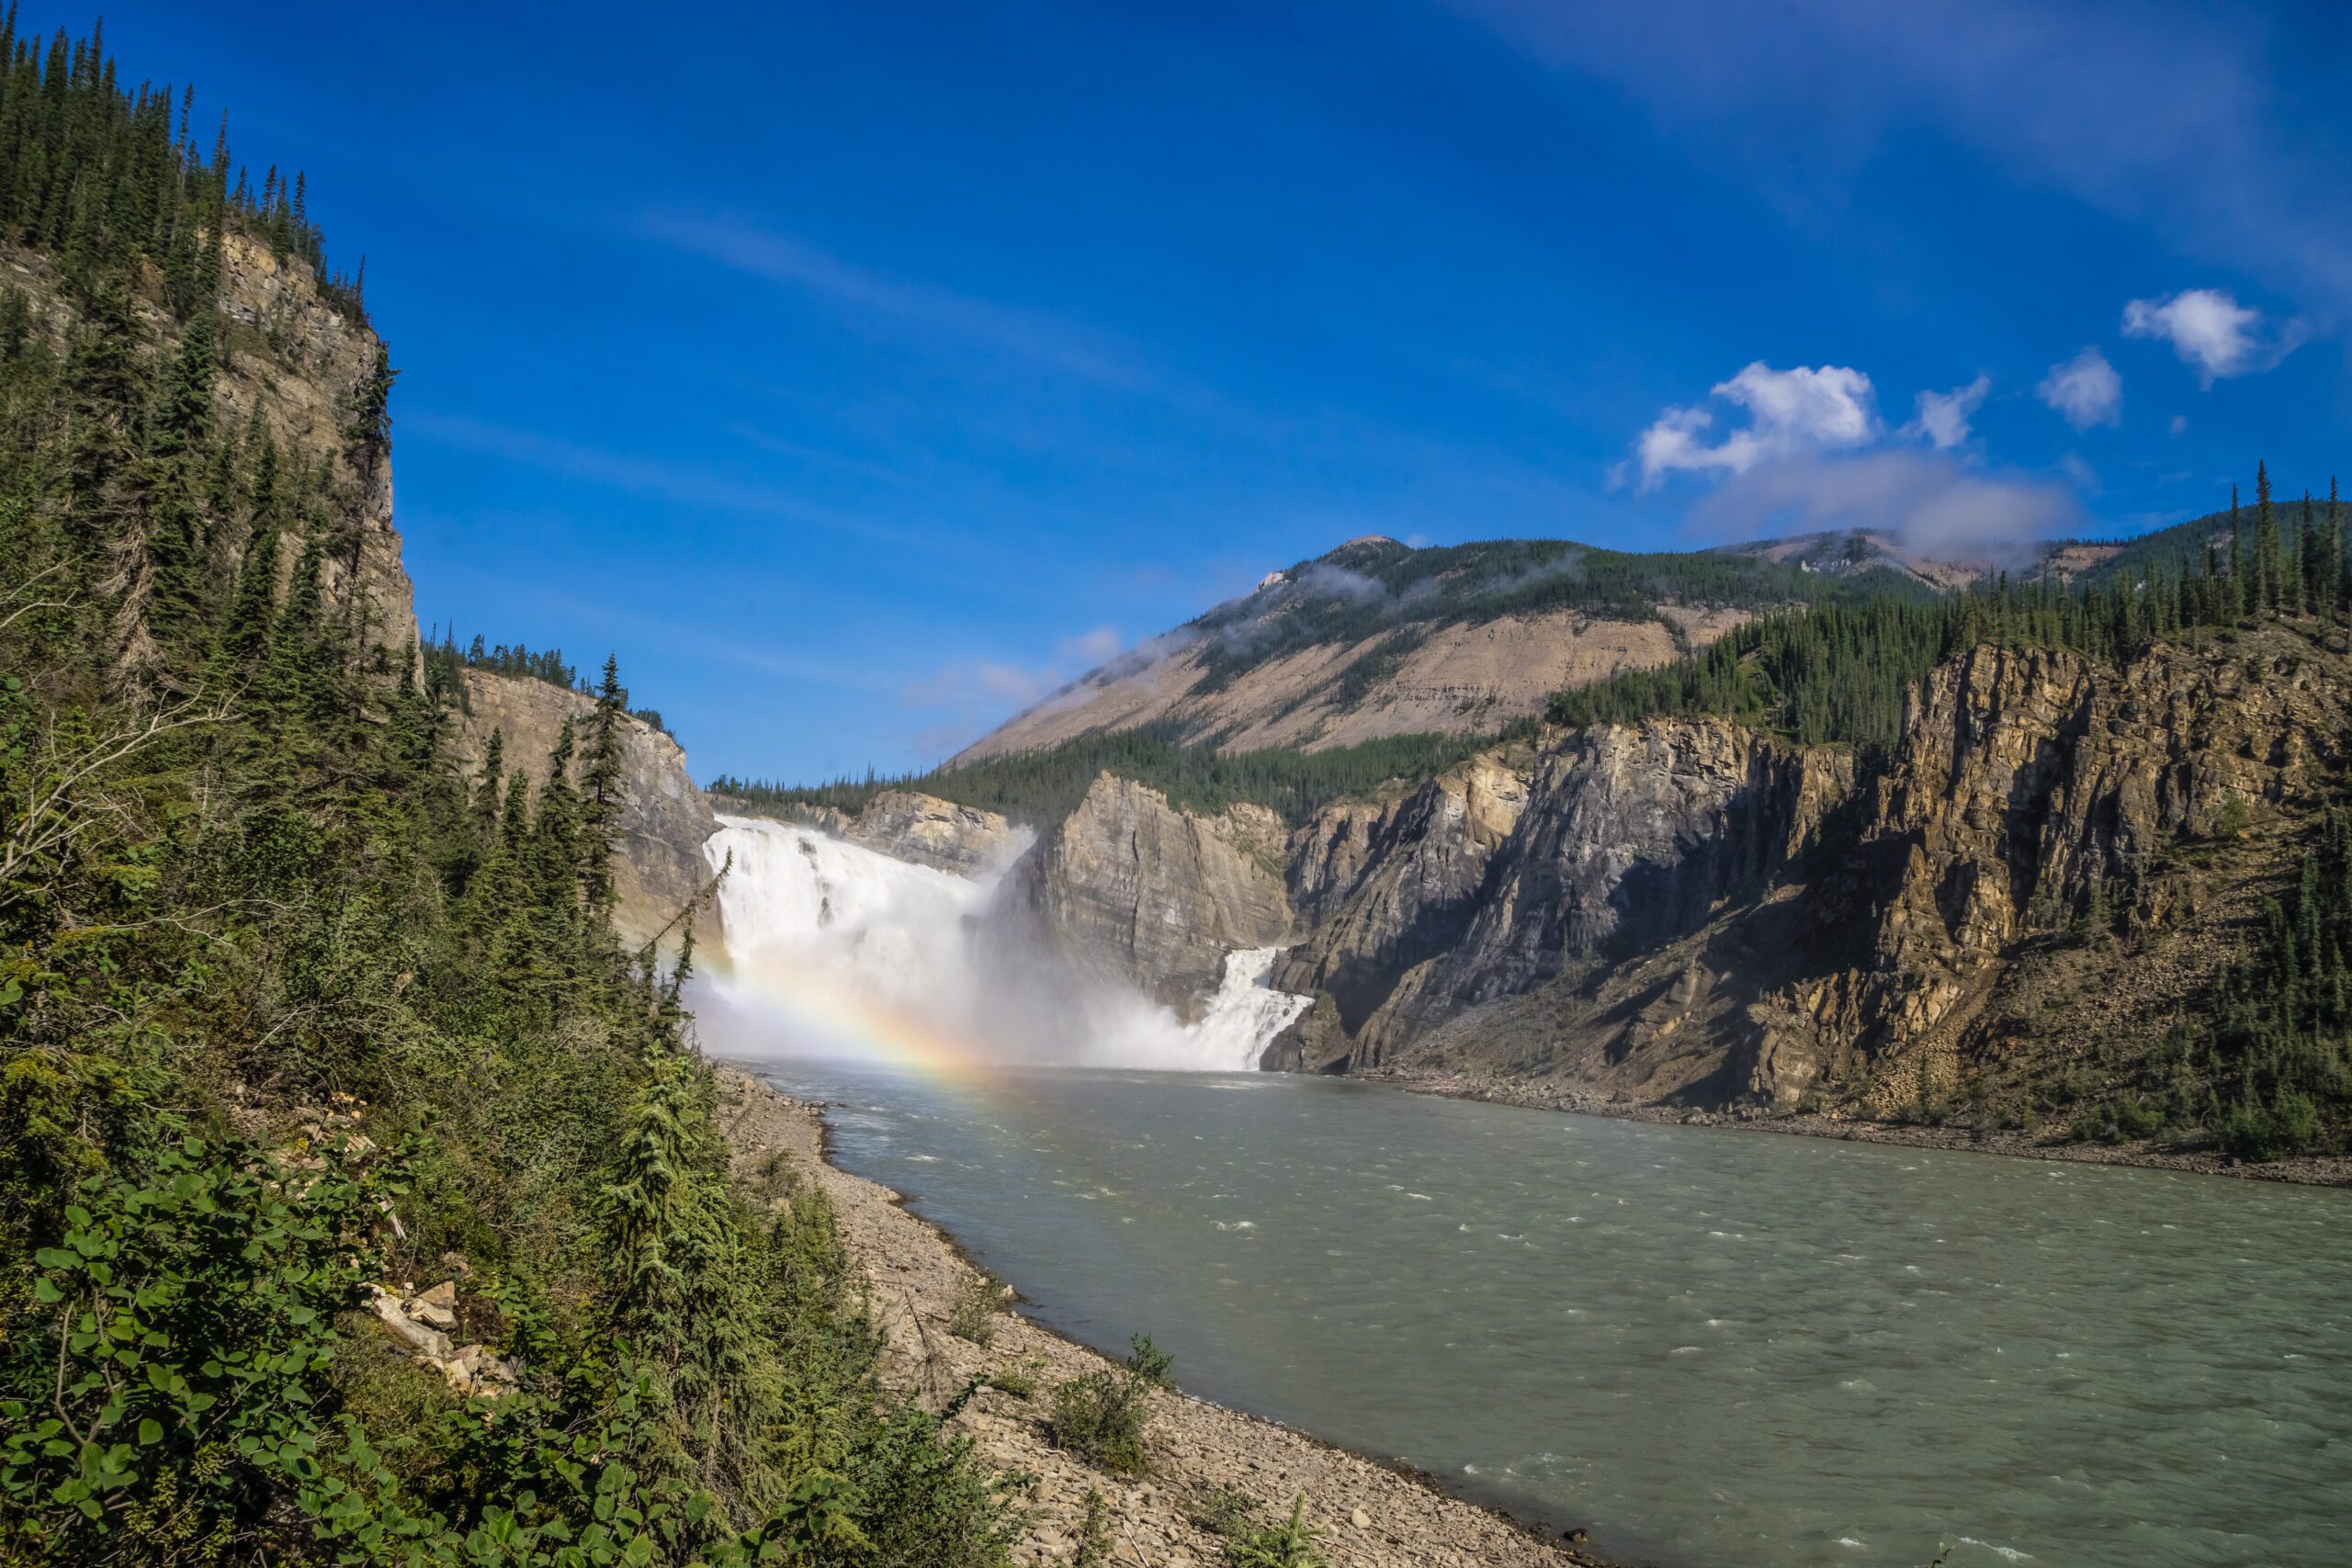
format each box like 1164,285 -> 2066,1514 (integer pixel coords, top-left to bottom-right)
742,1059 -> 2351,1568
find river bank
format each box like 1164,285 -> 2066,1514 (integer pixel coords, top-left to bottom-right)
713,1066 -> 1616,1568
1363,1069 -> 2352,1188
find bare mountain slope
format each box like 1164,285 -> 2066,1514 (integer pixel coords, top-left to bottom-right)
959,534 -> 1917,762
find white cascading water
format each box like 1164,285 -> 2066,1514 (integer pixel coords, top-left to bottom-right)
693,815 -> 1310,1072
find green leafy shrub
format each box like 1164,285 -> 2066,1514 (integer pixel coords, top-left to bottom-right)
1047,1369 -> 1152,1475
1188,1488 -> 1265,1539
949,1269 -> 1010,1346
1072,1487 -> 1113,1568
1226,1492 -> 1329,1568
1124,1331 -> 1174,1387
989,1357 -> 1045,1400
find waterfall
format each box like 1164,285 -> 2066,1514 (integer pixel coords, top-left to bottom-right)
694,815 -> 1308,1072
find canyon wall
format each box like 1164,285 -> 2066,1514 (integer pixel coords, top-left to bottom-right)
1004,625 -> 2352,1124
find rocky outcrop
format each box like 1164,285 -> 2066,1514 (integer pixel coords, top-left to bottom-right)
992,773 -> 1291,1017
818,790 -> 1025,877
212,231 -> 414,656
1291,627 -> 2352,1124
1272,721 -> 1846,1068
1741,634 -> 2349,1113
447,670 -> 717,948
0,229 -> 417,663
1272,752 -> 1532,1042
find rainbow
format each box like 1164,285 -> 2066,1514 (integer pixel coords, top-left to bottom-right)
695,953 -> 992,1081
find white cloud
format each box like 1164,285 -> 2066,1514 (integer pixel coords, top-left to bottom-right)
2169,413 -> 2188,437
1906,375 -> 1991,449
2120,288 -> 2301,384
1634,362 -> 1878,485
1690,449 -> 2080,558
2038,347 -> 2121,429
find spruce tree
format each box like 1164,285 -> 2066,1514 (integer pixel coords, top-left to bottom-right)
2256,461 -> 2280,614
582,654 -> 625,912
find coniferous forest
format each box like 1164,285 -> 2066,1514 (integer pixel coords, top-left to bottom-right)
0,22 -> 1017,1564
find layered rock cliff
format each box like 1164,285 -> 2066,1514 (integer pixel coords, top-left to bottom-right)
447,670 -> 717,948
3,227 -> 417,659
210,231 -> 414,655
770,789 -> 1026,878
1265,722 -> 1848,1071
1295,626 -> 2350,1122
989,773 -> 1291,1017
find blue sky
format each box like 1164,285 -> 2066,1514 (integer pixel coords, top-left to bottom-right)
97,0 -> 2352,779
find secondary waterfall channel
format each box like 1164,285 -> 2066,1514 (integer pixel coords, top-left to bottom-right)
691,814 -> 1310,1071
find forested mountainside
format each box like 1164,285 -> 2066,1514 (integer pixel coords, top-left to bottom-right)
0,24 -> 1018,1564
952,533 -> 1931,761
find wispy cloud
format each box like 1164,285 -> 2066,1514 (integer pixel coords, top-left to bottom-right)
1451,0 -> 2352,319
641,212 -> 1158,390
898,625 -> 1128,739
407,412 -> 915,542
2121,288 -> 2304,384
1905,375 -> 1990,449
1690,449 -> 2080,558
2038,347 -> 2121,430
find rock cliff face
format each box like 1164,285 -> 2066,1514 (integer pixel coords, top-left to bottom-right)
1267,722 -> 1847,1069
1735,632 -> 2348,1114
1006,625 -> 2349,1126
1295,626 -> 2351,1120
773,790 -> 1025,878
3,229 -> 417,660
211,231 -> 414,656
991,773 -> 1291,1017
447,671 -> 717,948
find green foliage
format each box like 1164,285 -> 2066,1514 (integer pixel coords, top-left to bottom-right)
986,1358 -> 1042,1401
0,14 -> 362,315
1186,1490 -> 1264,1540
1070,1488 -> 1113,1568
1121,1333 -> 1173,1388
0,1136 -> 389,1562
1553,468 -> 2352,771
713,719 -> 1533,830
947,1269 -> 1008,1347
2186,808 -> 2352,1157
1046,1369 -> 1152,1476
1224,1493 -> 1329,1568
0,23 -> 1019,1563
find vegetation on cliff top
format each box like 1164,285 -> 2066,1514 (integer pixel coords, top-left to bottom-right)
1,22 -> 1012,1563
710,717 -> 1536,830
1182,532 -> 1932,696
1552,467 -> 2351,761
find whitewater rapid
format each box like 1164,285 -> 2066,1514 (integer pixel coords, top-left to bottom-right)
693,814 -> 1309,1072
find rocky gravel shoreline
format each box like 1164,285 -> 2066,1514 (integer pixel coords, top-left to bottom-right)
1371,1069 -> 2352,1188
714,1067 -> 1616,1568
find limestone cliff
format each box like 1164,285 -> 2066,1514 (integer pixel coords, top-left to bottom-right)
212,231 -> 414,655
447,670 -> 717,948
990,773 -> 1291,1017
2,229 -> 416,660
1282,626 -> 2352,1125
768,790 -> 1025,878
1268,721 -> 1846,1071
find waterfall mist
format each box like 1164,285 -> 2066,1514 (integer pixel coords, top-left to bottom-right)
689,815 -> 1309,1072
